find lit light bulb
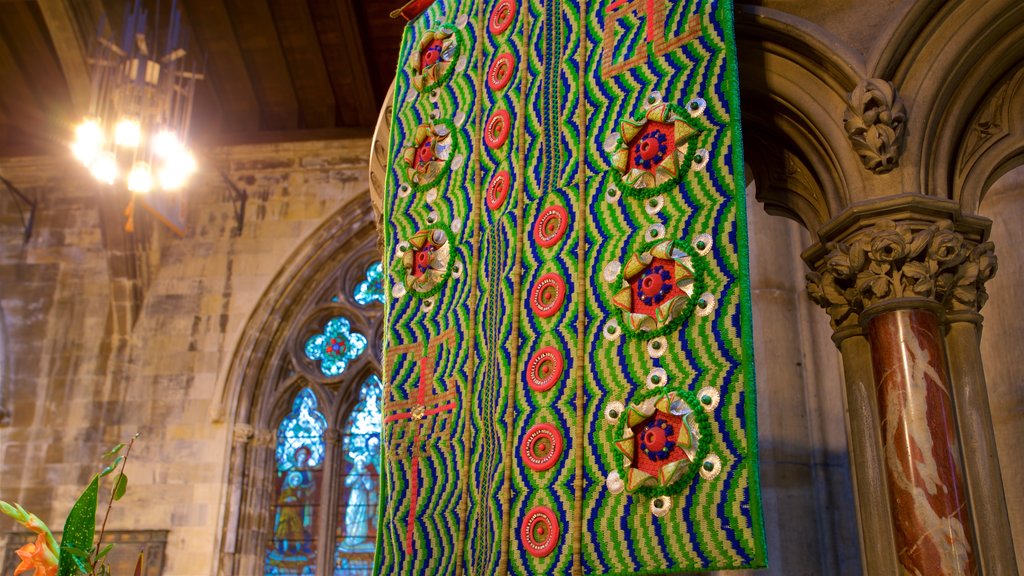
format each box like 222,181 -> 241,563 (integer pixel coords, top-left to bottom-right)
72,118 -> 104,165
127,161 -> 153,194
90,151 -> 118,184
114,118 -> 141,148
159,149 -> 196,191
153,130 -> 180,158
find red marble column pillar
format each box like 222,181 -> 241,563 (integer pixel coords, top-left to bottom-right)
866,307 -> 977,575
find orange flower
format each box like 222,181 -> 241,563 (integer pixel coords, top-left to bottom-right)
13,532 -> 58,576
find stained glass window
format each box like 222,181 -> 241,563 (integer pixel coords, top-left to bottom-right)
353,262 -> 385,306
333,375 -> 382,575
304,317 -> 367,377
267,389 -> 327,575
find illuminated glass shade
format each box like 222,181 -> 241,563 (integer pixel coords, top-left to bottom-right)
334,375 -> 383,574
304,317 -> 367,377
267,388 -> 327,575
354,262 -> 385,306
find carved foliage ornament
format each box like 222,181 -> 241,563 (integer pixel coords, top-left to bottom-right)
806,220 -> 997,329
843,79 -> 907,174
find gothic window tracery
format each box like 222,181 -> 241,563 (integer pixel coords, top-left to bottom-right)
236,229 -> 382,576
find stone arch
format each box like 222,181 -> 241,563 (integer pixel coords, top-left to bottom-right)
954,65 -> 1024,213
736,5 -> 868,234
217,192 -> 383,576
872,0 -> 1024,203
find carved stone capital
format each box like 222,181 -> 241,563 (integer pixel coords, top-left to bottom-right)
844,79 -> 907,174
804,196 -> 996,339
232,423 -> 255,444
253,429 -> 276,447
324,428 -> 344,446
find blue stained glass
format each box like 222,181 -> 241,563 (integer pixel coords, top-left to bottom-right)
267,388 -> 326,575
275,388 -> 327,472
353,262 -> 385,306
334,375 -> 382,569
304,317 -> 367,377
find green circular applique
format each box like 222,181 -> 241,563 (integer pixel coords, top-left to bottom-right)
408,24 -> 460,93
401,119 -> 456,193
611,386 -> 713,498
393,223 -> 455,299
608,102 -> 703,200
609,237 -> 708,339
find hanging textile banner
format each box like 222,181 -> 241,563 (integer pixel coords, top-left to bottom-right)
377,0 -> 765,573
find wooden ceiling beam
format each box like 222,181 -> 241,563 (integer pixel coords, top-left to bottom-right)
223,0 -> 299,131
180,0 -> 261,133
308,0 -> 378,127
0,32 -> 48,152
0,2 -> 73,123
35,0 -> 104,115
268,0 -> 335,129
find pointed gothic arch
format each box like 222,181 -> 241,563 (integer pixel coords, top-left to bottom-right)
217,192 -> 384,576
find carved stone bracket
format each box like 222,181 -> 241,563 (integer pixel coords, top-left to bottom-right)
844,79 -> 907,174
804,195 -> 996,339
232,423 -> 255,444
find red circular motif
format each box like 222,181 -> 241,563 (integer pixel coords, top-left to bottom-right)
486,170 -> 511,210
526,346 -> 563,392
532,205 -> 568,248
521,506 -> 559,557
520,423 -> 563,471
487,53 -> 516,91
484,109 -> 511,149
530,273 -> 566,318
489,0 -> 517,36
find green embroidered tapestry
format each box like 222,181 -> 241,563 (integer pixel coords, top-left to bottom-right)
378,0 -> 765,573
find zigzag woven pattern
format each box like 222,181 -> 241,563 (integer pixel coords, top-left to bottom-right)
378,1 -> 765,574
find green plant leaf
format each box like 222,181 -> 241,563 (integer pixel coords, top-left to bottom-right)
63,546 -> 91,559
0,500 -> 23,522
113,473 -> 128,501
102,443 -> 125,459
96,543 -> 115,561
58,475 -> 98,576
100,456 -> 124,478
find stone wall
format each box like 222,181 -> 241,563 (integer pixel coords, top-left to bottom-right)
0,138 -> 371,575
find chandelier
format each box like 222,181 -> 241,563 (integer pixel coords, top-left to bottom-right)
71,0 -> 203,197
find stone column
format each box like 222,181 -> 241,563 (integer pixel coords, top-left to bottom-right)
804,196 -> 1014,575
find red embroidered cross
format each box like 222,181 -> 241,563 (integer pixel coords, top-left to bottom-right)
601,0 -> 701,78
383,328 -> 457,554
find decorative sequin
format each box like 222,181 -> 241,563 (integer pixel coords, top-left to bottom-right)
650,495 -> 672,517
533,205 -> 568,248
520,423 -> 563,472
520,506 -> 559,557
526,346 -> 563,392
530,273 -> 566,318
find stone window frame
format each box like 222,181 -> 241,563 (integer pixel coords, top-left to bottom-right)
218,197 -> 382,576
